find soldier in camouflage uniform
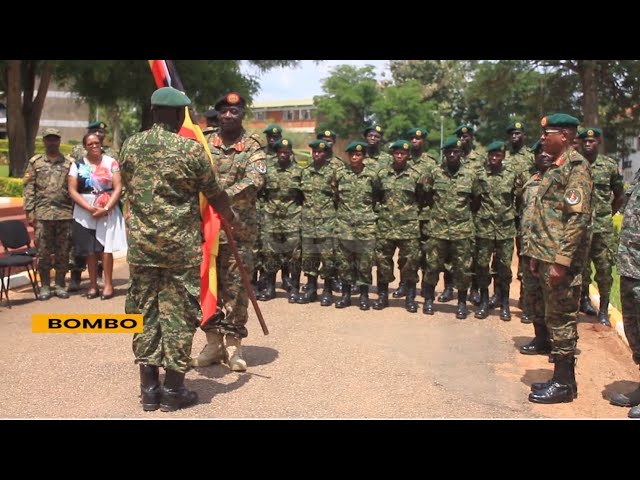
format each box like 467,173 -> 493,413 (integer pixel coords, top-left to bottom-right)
518,140 -> 555,355
119,87 -> 235,412
193,92 -> 266,372
257,138 -> 303,303
576,127 -> 625,326
526,114 -> 593,405
68,121 -> 117,292
316,129 -> 347,169
373,140 -> 423,313
609,168 -> 640,418
421,137 -> 482,319
334,141 -> 379,310
201,109 -> 219,138
474,141 -> 526,320
23,128 -> 73,301
296,139 -> 339,306
363,124 -> 393,172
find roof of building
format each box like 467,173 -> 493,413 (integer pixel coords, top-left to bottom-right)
251,99 -> 315,109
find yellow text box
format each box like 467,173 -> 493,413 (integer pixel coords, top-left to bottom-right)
32,314 -> 143,333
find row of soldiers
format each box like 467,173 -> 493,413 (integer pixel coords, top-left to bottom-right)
249,119 -> 624,325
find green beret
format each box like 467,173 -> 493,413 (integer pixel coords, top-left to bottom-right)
506,121 -> 525,133
274,138 -> 293,150
150,87 -> 191,108
87,121 -> 107,130
363,124 -> 384,137
214,92 -> 246,110
577,127 -> 603,139
263,124 -> 283,135
345,141 -> 368,153
316,129 -> 337,140
308,139 -> 331,150
42,127 -> 61,138
540,113 -> 580,129
530,140 -> 542,153
486,140 -> 506,153
389,139 -> 411,151
406,127 -> 429,139
442,136 -> 463,150
454,124 -> 475,136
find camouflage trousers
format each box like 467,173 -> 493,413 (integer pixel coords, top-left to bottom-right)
538,260 -> 580,360
201,242 -> 254,339
300,236 -> 335,280
260,230 -> 301,273
621,276 -> 640,365
128,265 -> 200,374
581,229 -> 616,296
475,237 -> 514,289
376,238 -> 420,284
35,219 -> 71,272
418,220 -> 429,274
253,209 -> 264,273
335,238 -> 375,286
521,256 -> 544,326
424,237 -> 473,290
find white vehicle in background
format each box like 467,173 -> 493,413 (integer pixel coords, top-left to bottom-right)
0,102 -> 6,139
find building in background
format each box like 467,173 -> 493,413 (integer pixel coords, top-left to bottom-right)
37,80 -> 90,144
247,99 -> 316,133
622,136 -> 640,183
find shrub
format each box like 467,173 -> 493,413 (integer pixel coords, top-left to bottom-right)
0,177 -> 23,197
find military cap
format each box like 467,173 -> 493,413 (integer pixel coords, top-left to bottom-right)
577,127 -> 603,139
214,92 -> 246,111
263,124 -> 283,135
308,139 -> 331,150
42,127 -> 61,138
406,127 -> 429,138
363,124 -> 384,136
274,138 -> 293,150
345,141 -> 368,153
87,120 -> 107,130
540,113 -> 580,129
389,139 -> 411,151
454,124 -> 475,136
316,129 -> 337,140
506,121 -> 525,133
150,87 -> 191,108
530,140 -> 542,153
442,136 -> 463,150
203,109 -> 218,119
486,140 -> 506,153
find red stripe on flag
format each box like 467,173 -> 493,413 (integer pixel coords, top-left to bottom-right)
148,60 -> 171,88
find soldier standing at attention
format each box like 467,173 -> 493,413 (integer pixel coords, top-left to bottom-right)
119,87 -> 235,412
363,123 -> 392,172
23,128 -> 74,300
576,127 -> 625,326
608,168 -> 640,418
192,92 -> 266,372
526,113 -> 593,404
316,129 -> 346,169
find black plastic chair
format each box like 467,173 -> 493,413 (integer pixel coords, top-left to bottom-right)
0,220 -> 40,308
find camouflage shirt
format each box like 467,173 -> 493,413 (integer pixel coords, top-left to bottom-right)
411,151 -> 439,222
376,163 -> 423,240
589,154 -> 625,233
299,160 -> 338,238
519,171 -> 543,256
119,123 -> 223,268
527,147 -> 593,268
22,153 -> 74,220
364,150 -> 393,172
618,178 -> 640,279
260,157 -> 303,233
334,164 -> 379,240
505,145 -> 535,177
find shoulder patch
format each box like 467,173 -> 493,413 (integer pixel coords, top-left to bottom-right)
256,161 -> 267,174
565,188 -> 581,205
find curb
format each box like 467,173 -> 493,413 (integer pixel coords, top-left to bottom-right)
589,284 -> 628,347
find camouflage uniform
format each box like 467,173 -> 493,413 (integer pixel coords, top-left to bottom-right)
526,147 -> 593,361
119,123 -> 224,373
203,129 -> 266,338
22,152 -> 74,288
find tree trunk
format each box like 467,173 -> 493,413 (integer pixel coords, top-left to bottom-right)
7,61 -> 27,177
29,61 -> 52,159
579,60 -> 603,152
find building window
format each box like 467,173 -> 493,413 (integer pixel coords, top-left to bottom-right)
284,110 -> 296,121
254,111 -> 266,121
300,109 -> 313,120
623,159 -> 632,169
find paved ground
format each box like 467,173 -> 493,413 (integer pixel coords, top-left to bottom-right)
0,257 -> 638,419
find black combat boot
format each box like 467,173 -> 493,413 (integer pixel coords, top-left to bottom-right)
469,283 -> 481,307
280,264 -> 291,291
160,369 -> 198,412
67,270 -> 82,292
609,385 -> 640,407
528,357 -> 577,404
422,285 -> 435,315
372,282 -> 389,310
520,312 -> 531,324
335,283 -> 352,309
579,288 -> 597,316
297,275 -> 318,304
139,364 -> 160,412
319,279 -> 334,306
456,290 -> 469,319
257,272 -> 277,301
38,269 -> 51,301
499,284 -> 511,321
405,283 -> 418,313
288,268 -> 301,304
597,295 -> 611,326
520,322 -> 552,355
392,280 -> 407,298
488,281 -> 501,309
474,288 -> 490,319
438,271 -> 454,302
53,270 -> 69,299
359,285 -> 370,311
